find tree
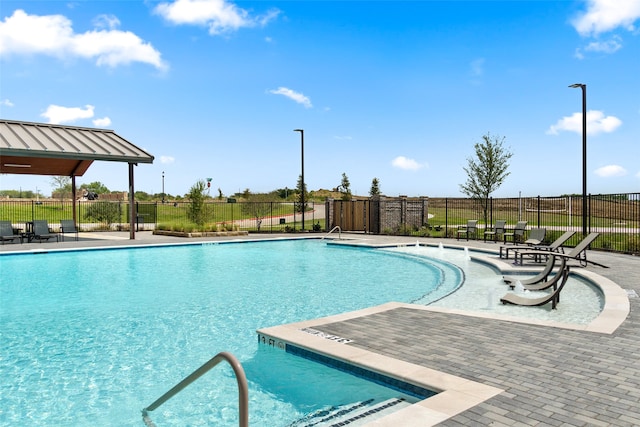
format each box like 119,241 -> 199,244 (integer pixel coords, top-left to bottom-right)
51,176 -> 71,202
80,181 -> 109,194
369,178 -> 381,197
339,172 -> 352,200
241,193 -> 274,231
460,133 -> 513,225
295,174 -> 307,213
84,201 -> 121,229
187,180 -> 208,226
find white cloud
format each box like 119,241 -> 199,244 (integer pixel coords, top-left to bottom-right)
154,0 -> 279,35
1,99 -> 14,107
595,165 -> 627,177
391,156 -> 424,171
160,156 -> 175,164
41,104 -> 94,124
470,58 -> 484,76
93,117 -> 111,127
585,35 -> 623,53
268,87 -> 312,108
572,0 -> 640,36
0,9 -> 167,70
575,35 -> 623,58
93,14 -> 121,30
546,110 -> 622,136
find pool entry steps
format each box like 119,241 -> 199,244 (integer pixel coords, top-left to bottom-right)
259,334 -> 433,426
288,397 -> 412,426
141,351 -> 248,427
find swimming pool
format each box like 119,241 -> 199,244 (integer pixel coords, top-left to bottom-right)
0,239 -> 464,426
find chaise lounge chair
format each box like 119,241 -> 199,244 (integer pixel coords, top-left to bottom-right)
503,255 -> 567,290
503,221 -> 527,244
500,265 -> 570,309
484,220 -> 506,242
456,220 -> 478,241
32,220 -> 59,243
500,230 -> 576,260
523,228 -> 546,246
515,232 -> 606,268
0,220 -> 21,244
60,219 -> 79,241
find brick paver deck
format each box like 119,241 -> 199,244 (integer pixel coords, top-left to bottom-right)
313,238 -> 640,426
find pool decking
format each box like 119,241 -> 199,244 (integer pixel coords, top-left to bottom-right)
3,232 -> 639,426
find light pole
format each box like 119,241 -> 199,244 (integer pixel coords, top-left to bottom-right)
162,171 -> 165,203
293,129 -> 305,230
569,83 -> 587,236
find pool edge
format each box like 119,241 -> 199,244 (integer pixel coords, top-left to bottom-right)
258,302 -> 503,427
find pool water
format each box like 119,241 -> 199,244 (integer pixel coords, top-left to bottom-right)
0,240 -> 463,426
389,245 -> 604,324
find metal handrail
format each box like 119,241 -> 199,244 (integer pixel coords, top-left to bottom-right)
142,351 -> 248,427
322,225 -> 342,240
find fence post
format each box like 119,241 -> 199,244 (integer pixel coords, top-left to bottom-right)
588,193 -> 591,232
537,195 -> 541,227
489,197 -> 493,226
445,198 -> 448,235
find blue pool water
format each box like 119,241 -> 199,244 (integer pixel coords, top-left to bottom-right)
0,239 -> 463,426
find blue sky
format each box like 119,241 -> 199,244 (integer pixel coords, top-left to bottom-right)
1,0 -> 639,198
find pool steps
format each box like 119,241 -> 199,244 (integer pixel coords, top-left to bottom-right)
289,397 -> 411,426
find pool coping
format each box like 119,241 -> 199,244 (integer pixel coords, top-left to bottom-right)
258,302 -> 504,426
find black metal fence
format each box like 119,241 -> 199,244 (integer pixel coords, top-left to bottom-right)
0,199 -> 324,233
373,193 -> 639,254
1,193 -> 638,254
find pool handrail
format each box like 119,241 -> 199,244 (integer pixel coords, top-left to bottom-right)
322,225 -> 342,240
142,351 -> 248,427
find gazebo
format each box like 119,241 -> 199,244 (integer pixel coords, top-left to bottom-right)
0,119 -> 154,239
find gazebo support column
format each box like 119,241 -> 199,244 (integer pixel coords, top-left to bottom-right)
129,162 -> 136,240
71,176 -> 77,225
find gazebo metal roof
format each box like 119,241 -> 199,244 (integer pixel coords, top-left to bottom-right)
0,119 -> 154,176
0,119 -> 154,239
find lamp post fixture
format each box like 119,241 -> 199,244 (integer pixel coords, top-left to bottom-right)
162,171 -> 165,203
569,83 -> 587,236
293,129 -> 305,230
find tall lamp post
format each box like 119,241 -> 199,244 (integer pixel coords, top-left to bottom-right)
569,83 -> 587,236
293,129 -> 305,230
162,171 -> 165,203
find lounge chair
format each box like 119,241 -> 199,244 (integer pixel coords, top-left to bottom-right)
503,255 -> 567,290
0,220 -> 21,244
523,228 -> 546,245
503,221 -> 527,244
31,220 -> 59,243
483,220 -> 506,242
500,266 -> 570,309
515,232 -> 606,268
500,230 -> 576,260
456,220 -> 478,241
60,219 -> 79,241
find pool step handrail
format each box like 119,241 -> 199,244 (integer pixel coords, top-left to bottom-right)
142,351 -> 248,427
322,225 -> 342,240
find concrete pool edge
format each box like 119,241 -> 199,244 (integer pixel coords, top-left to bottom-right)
258,302 -> 503,426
